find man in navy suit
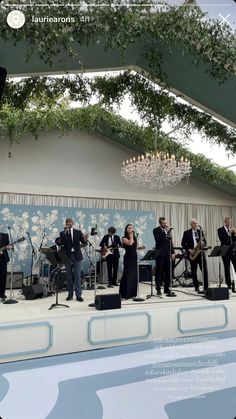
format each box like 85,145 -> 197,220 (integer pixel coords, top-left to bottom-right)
181,219 -> 208,293
0,231 -> 10,300
153,217 -> 175,296
100,227 -> 122,287
60,218 -> 88,302
218,216 -> 236,289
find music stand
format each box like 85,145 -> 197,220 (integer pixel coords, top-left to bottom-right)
142,250 -> 162,300
42,249 -> 70,310
208,245 -> 231,288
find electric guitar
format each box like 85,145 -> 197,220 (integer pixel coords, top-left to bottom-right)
100,246 -> 119,259
0,237 -> 25,255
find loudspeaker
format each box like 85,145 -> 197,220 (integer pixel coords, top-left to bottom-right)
57,270 -> 67,290
139,264 -> 152,282
95,293 -> 121,310
205,287 -> 229,301
6,271 -> 23,289
22,283 -> 44,300
0,67 -> 7,100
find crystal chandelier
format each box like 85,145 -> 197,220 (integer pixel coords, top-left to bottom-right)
121,152 -> 192,189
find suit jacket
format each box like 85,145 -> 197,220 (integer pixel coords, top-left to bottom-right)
181,228 -> 207,257
218,226 -> 236,247
153,226 -> 174,257
60,228 -> 86,261
99,234 -> 122,258
0,232 -> 10,264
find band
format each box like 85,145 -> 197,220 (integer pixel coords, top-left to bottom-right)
0,215 -> 235,301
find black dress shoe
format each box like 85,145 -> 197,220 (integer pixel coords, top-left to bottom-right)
107,284 -> 114,288
66,295 -> 73,301
0,294 -> 6,300
157,290 -> 162,296
77,297 -> 84,302
113,283 -> 119,286
195,288 -> 199,292
197,290 -> 204,294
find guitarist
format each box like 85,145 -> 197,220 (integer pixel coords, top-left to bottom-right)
0,230 -> 11,300
181,219 -> 208,293
99,227 -> 122,288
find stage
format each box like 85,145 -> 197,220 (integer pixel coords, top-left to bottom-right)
0,282 -> 235,364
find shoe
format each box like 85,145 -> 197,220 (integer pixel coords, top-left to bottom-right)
0,294 -> 6,300
157,290 -> 162,296
164,289 -> 170,294
107,284 -> 114,288
197,290 -> 204,294
114,283 -> 119,286
195,288 -> 199,292
66,295 -> 73,301
76,297 -> 84,302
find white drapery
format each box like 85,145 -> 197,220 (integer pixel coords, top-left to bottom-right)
0,192 -> 235,284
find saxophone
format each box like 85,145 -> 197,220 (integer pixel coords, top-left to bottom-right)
189,230 -> 206,261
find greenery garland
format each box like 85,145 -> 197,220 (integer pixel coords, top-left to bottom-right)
0,0 -> 235,82
0,104 -> 235,186
2,72 -> 236,153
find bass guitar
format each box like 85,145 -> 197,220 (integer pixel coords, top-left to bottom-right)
0,237 -> 25,255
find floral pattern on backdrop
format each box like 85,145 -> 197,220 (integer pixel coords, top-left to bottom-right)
0,205 -> 155,277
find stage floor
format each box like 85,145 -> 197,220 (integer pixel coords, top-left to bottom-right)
0,281 -> 231,322
0,283 -> 236,364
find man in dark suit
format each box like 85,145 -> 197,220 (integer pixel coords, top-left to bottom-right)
218,216 -> 236,289
181,219 -> 208,293
0,231 -> 10,300
153,217 -> 175,296
60,218 -> 88,302
100,227 -> 122,287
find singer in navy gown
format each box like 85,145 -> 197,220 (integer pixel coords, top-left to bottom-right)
119,224 -> 138,299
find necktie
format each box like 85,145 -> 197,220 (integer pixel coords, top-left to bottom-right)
195,231 -> 199,243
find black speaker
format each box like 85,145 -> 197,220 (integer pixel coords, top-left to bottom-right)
139,264 -> 152,282
22,283 -> 44,300
95,293 -> 121,310
6,271 -> 23,289
57,270 -> 67,290
0,67 -> 7,100
205,287 -> 229,301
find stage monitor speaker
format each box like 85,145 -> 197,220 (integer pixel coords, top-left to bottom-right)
22,283 -> 44,300
6,271 -> 23,289
0,67 -> 7,100
139,264 -> 152,282
95,293 -> 121,310
205,287 -> 229,301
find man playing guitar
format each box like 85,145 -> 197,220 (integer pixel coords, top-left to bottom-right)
99,227 -> 122,288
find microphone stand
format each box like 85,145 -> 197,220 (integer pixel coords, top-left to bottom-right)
199,226 -> 206,295
4,227 -> 18,305
133,234 -> 145,302
88,236 -> 98,307
86,240 -> 95,290
166,228 -> 176,297
26,231 -> 36,285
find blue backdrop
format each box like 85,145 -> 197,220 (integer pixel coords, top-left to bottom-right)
0,204 -> 156,277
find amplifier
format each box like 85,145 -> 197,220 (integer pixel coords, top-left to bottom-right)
95,293 -> 121,310
139,264 -> 152,282
205,287 -> 229,301
6,272 -> 23,289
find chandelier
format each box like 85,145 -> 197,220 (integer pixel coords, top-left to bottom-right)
121,152 -> 192,189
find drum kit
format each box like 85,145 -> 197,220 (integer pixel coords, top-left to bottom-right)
37,241 -> 106,296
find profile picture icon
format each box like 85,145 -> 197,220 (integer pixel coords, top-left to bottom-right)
7,10 -> 25,29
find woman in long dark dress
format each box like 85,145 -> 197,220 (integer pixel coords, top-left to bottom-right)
119,224 -> 138,299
